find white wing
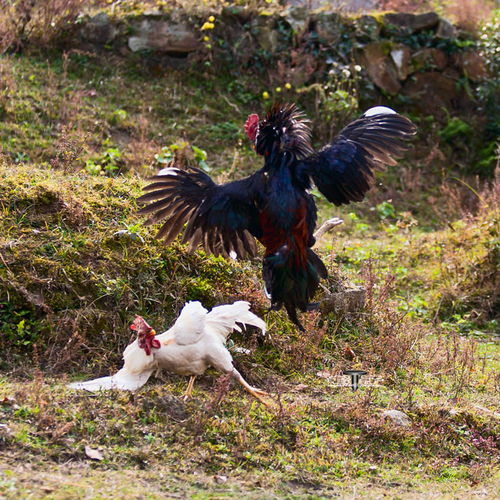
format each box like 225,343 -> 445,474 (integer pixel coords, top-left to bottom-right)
205,301 -> 266,342
173,301 -> 209,345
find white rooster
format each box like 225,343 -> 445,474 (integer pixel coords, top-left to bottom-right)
68,301 -> 270,404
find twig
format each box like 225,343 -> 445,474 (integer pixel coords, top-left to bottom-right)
314,217 -> 344,240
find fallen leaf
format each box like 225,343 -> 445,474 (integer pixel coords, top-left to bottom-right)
316,370 -> 331,379
85,445 -> 104,461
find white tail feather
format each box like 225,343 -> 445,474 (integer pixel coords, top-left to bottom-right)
67,366 -> 154,392
206,301 -> 266,341
68,339 -> 157,392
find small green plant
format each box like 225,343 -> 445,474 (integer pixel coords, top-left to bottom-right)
155,142 -> 211,172
438,117 -> 473,142
376,201 -> 396,220
85,144 -> 123,176
110,109 -> 128,127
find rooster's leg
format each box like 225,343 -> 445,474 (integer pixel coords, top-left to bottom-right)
231,370 -> 271,406
183,375 -> 196,400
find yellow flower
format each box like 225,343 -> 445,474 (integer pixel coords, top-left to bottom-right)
208,15 -> 215,22
203,36 -> 209,42
275,87 -> 282,93
285,82 -> 292,90
265,0 -> 273,3
262,91 -> 270,99
201,22 -> 215,30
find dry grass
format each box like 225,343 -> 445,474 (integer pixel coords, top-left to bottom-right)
0,0 -> 95,53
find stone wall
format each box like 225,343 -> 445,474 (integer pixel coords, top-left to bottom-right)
79,7 -> 488,120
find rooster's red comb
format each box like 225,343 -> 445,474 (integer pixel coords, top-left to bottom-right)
244,113 -> 259,142
130,315 -> 153,332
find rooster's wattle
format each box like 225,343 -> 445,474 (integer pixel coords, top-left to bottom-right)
68,301 -> 269,404
138,104 -> 416,329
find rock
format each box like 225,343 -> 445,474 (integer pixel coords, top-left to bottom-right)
454,51 -> 488,82
112,229 -> 144,243
436,18 -> 457,39
283,6 -> 309,35
85,445 -> 104,461
390,44 -> 411,80
128,18 -> 200,54
382,409 -> 411,427
403,71 -> 460,118
80,12 -> 117,45
357,42 -> 401,95
286,0 -> 376,10
321,286 -> 366,315
384,12 -> 440,34
286,51 -> 318,87
411,48 -> 448,73
251,16 -> 280,53
354,15 -> 381,41
314,12 -> 343,45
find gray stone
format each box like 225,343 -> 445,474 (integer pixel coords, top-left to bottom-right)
314,12 -> 343,45
251,17 -> 280,53
128,18 -> 200,54
285,0 -> 376,11
384,12 -> 440,34
321,286 -> 366,315
436,18 -> 457,39
382,409 -> 411,427
283,6 -> 309,35
81,12 -> 117,45
354,15 -> 381,40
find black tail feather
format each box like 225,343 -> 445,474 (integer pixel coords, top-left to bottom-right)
263,246 -> 327,330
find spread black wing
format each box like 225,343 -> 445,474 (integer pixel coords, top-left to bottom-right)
298,109 -> 416,205
137,167 -> 262,258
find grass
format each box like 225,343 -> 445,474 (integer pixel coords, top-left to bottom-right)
0,4 -> 499,497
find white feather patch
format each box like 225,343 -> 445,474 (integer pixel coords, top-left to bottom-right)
363,106 -> 397,117
173,301 -> 208,345
206,301 -> 266,341
157,167 -> 179,176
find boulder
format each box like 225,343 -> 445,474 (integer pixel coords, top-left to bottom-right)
454,51 -> 488,82
403,71 -> 461,118
411,48 -> 448,73
382,409 -> 411,427
357,42 -> 401,95
321,286 -> 366,315
283,6 -> 309,35
384,12 -> 440,34
436,18 -> 457,39
390,44 -> 411,80
286,51 -> 318,87
250,16 -> 280,53
81,12 -> 117,45
285,0 -> 376,10
354,15 -> 381,41
128,18 -> 200,54
314,12 -> 343,45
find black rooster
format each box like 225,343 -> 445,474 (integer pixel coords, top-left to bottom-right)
137,104 -> 416,329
